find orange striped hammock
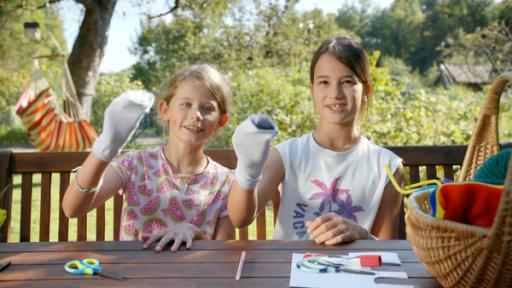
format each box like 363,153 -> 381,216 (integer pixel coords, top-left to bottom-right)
14,64 -> 97,152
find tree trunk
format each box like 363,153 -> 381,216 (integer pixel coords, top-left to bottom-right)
67,0 -> 117,120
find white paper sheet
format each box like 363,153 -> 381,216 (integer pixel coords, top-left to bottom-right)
289,253 -> 413,288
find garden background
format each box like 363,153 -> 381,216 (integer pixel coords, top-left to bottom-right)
0,0 -> 511,241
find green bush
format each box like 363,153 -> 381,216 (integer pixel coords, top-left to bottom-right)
365,51 -> 487,146
92,70 -> 144,131
0,127 -> 30,148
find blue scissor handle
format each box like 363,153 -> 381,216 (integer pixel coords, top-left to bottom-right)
64,258 -> 101,276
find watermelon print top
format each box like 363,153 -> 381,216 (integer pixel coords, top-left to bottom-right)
111,147 -> 234,240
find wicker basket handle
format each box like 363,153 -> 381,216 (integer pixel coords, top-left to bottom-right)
483,71 -> 512,115
458,71 -> 512,181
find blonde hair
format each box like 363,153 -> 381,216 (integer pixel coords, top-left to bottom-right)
158,64 -> 231,114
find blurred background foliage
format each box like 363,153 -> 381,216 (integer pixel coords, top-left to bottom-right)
0,0 -> 511,148
0,0 -> 66,132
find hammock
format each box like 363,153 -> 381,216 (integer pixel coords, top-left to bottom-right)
14,61 -> 97,151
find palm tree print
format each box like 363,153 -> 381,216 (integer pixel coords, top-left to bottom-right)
334,193 -> 364,222
308,176 -> 364,222
308,176 -> 349,216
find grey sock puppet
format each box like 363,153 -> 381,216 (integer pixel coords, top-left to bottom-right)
92,90 -> 154,162
232,113 -> 278,189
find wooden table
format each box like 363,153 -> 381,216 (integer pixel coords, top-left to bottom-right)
0,240 -> 440,287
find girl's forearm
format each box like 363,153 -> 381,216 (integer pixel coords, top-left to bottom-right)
212,217 -> 235,240
62,153 -> 109,218
227,181 -> 258,228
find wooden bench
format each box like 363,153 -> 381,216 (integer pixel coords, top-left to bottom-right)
1,144 -> 508,243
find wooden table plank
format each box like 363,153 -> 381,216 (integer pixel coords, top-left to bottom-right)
0,278 -> 444,288
0,262 -> 434,280
0,240 -> 413,252
0,240 -> 441,288
0,250 -> 422,264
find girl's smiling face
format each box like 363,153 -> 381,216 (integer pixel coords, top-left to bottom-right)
310,53 -> 368,127
159,79 -> 227,145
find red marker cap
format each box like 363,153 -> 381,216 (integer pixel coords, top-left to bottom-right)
359,255 -> 382,267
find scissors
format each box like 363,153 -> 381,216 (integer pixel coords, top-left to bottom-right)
297,256 -> 376,275
64,258 -> 125,281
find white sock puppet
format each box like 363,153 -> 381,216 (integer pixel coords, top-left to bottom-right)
232,113 -> 278,189
92,90 -> 154,162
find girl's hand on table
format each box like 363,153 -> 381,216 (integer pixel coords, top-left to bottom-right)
141,223 -> 205,252
306,212 -> 370,245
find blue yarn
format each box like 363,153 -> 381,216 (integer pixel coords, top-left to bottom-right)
429,187 -> 438,217
473,149 -> 512,185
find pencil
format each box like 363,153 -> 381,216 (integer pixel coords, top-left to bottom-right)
235,250 -> 246,281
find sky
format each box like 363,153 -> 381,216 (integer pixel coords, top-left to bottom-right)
57,0 -> 393,73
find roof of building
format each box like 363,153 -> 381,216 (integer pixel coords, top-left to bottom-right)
442,64 -> 492,84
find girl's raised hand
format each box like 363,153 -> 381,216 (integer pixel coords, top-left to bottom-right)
232,113 -> 278,189
306,212 -> 370,245
92,90 -> 154,162
141,223 -> 205,253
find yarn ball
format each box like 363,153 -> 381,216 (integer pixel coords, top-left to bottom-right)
473,149 -> 511,185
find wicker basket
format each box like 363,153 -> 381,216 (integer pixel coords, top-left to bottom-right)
458,72 -> 512,181
406,71 -> 512,288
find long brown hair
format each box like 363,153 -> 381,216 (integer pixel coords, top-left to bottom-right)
309,36 -> 370,86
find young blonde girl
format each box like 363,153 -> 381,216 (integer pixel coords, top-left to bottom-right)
63,64 -> 234,252
228,36 -> 404,244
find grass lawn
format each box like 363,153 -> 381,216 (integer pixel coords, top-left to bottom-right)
7,173 -> 274,242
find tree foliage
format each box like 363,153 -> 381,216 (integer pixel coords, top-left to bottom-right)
368,0 -> 424,62
0,0 -> 118,120
131,0 -> 236,90
131,0 -> 345,145
1,0 -> 510,148
364,51 -> 483,146
346,0 -> 497,72
91,70 -> 144,130
441,0 -> 512,74
410,0 -> 493,72
129,0 -> 504,147
0,0 -> 66,130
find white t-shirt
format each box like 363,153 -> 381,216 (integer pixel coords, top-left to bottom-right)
273,133 -> 402,240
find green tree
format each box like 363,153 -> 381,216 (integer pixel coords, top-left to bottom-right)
131,0 -> 237,91
210,66 -> 315,148
410,0 -> 493,72
129,0 -> 506,148
91,70 -> 144,130
441,0 -> 512,74
442,22 -> 511,73
366,51 -> 484,146
1,0 -> 118,120
0,1 -> 66,130
365,0 -> 424,62
492,0 -> 512,29
337,0 -> 498,72
132,0 -> 345,87
131,0 -> 345,146
335,0 -> 373,37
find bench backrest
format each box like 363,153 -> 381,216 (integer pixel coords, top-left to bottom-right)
1,144 -> 500,242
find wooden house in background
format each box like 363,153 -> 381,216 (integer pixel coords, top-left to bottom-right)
438,64 -> 492,90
